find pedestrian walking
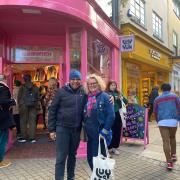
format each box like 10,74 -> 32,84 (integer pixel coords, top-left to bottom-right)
0,75 -> 15,168
154,83 -> 180,170
84,74 -> 115,170
12,80 -> 21,140
17,74 -> 39,143
48,70 -> 86,180
148,86 -> 159,121
106,80 -> 128,155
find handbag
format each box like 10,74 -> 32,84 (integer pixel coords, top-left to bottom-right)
91,136 -> 115,180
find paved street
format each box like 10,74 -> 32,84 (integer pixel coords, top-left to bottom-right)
0,122 -> 180,180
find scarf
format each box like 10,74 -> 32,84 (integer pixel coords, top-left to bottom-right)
86,91 -> 99,117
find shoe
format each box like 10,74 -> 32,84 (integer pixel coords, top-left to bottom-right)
171,154 -> 177,162
108,149 -> 113,154
167,162 -> 173,170
30,139 -> 36,143
112,148 -> 120,155
0,160 -> 11,169
18,138 -> 27,143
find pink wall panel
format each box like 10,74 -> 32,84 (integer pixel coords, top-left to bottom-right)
0,0 -> 119,48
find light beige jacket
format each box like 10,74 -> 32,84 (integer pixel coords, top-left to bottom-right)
13,86 -> 20,115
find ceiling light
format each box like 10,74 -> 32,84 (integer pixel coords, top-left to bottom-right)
22,8 -> 41,14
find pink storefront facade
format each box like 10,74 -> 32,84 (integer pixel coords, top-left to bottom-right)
0,0 -> 120,155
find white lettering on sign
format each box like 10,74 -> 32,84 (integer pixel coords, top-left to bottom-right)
23,51 -> 53,58
120,35 -> 135,52
149,49 -> 161,61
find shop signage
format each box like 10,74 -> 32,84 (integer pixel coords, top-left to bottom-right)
120,35 -> 135,52
123,104 -> 146,139
12,47 -> 63,63
95,41 -> 106,55
149,49 -> 161,61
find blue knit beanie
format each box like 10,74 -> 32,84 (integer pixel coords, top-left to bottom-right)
69,70 -> 82,80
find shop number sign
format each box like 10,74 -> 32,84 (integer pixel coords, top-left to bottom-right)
123,104 -> 145,139
120,35 -> 135,52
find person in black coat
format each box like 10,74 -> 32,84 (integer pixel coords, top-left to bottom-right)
148,86 -> 159,121
0,75 -> 15,168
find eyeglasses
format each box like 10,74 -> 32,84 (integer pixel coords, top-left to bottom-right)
87,82 -> 98,87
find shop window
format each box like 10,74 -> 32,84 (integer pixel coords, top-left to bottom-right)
69,28 -> 81,71
87,34 -> 111,83
126,63 -> 140,104
152,12 -> 162,40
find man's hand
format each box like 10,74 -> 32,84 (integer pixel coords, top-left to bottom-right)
50,132 -> 56,141
109,95 -> 114,104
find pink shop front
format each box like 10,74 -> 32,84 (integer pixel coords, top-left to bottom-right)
0,0 -> 120,156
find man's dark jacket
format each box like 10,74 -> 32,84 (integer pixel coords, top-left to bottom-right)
0,83 -> 15,130
48,84 -> 86,133
149,88 -> 159,104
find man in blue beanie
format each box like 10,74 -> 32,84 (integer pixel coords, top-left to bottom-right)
48,70 -> 86,180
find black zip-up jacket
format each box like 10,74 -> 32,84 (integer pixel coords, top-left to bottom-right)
0,83 -> 15,129
48,84 -> 86,132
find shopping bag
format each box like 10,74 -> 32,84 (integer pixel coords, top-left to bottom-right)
121,99 -> 127,114
91,136 -> 115,180
119,109 -> 126,128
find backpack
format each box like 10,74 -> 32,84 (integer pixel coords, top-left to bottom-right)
23,85 -> 37,107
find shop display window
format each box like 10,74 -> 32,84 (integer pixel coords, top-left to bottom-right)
69,28 -> 81,71
87,33 -> 111,82
126,63 -> 140,104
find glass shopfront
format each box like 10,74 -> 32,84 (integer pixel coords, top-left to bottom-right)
87,33 -> 112,83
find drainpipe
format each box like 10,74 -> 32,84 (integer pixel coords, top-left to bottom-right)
112,0 -> 119,27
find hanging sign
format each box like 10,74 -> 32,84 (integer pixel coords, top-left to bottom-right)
120,35 -> 135,52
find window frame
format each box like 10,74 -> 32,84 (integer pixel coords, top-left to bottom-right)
152,11 -> 163,41
130,0 -> 146,27
172,31 -> 178,56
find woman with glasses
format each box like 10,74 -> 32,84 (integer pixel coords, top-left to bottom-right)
83,74 -> 115,170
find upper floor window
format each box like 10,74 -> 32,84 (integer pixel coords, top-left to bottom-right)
173,31 -> 178,56
173,0 -> 180,18
130,0 -> 145,26
152,12 -> 162,40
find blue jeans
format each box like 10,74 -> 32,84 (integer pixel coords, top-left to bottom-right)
87,137 -> 106,171
0,129 -> 9,161
55,127 -> 80,180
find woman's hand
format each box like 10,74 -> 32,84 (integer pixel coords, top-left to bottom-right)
50,132 -> 56,141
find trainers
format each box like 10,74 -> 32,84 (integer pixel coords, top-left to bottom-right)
30,139 -> 36,143
167,162 -> 173,170
112,148 -> 120,155
0,160 -> 11,169
171,154 -> 177,162
18,138 -> 26,143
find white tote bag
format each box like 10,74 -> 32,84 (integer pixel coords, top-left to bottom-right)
91,136 -> 115,180
119,100 -> 127,128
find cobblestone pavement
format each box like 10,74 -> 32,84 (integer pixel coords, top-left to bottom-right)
0,122 -> 180,180
1,151 -> 180,180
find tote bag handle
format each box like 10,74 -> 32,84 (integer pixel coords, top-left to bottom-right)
98,135 -> 110,158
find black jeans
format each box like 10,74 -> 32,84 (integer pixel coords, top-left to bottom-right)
55,127 -> 81,180
108,111 -> 122,149
148,103 -> 153,120
13,114 -> 21,136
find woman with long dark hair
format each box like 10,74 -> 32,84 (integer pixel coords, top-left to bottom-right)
106,80 -> 128,155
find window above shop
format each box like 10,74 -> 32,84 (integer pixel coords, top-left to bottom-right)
173,0 -> 180,18
173,31 -> 178,56
152,12 -> 163,41
129,0 -> 145,27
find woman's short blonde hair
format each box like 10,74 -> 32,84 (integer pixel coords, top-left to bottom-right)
85,74 -> 106,94
48,77 -> 57,89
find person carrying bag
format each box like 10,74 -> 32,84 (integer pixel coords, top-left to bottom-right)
91,136 -> 115,180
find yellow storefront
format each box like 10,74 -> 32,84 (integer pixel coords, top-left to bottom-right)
121,23 -> 172,106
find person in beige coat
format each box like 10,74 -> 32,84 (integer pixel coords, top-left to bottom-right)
13,80 -> 21,139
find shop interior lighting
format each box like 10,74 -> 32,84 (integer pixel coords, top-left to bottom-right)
22,9 -> 41,14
